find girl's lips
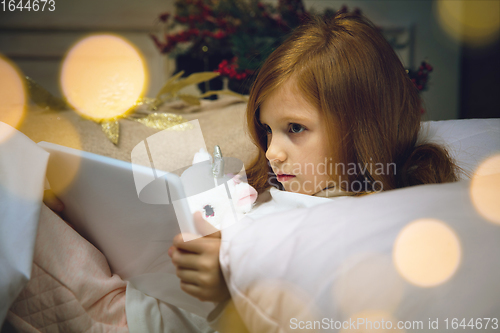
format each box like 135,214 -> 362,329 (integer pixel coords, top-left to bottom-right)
277,174 -> 296,182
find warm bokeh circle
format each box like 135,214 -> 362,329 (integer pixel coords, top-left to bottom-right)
60,34 -> 147,121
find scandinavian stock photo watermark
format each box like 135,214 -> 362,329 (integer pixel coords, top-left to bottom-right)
268,158 -> 397,194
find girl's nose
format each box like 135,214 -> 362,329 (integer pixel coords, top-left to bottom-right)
265,138 -> 287,163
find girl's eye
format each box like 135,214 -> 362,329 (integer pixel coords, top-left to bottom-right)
289,123 -> 305,134
264,124 -> 272,134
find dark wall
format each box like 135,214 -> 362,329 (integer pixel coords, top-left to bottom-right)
460,39 -> 500,119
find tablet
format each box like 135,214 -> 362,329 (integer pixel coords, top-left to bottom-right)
38,141 -> 195,278
39,142 -> 219,316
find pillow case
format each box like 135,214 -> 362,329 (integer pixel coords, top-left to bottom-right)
219,119 -> 500,333
422,118 -> 500,178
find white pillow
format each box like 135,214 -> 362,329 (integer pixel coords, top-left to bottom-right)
220,119 -> 500,332
0,123 -> 49,325
422,119 -> 500,178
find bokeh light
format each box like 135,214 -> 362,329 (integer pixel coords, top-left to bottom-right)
470,154 -> 500,225
18,111 -> 81,151
0,55 -> 26,143
18,111 -> 82,194
436,0 -> 500,48
333,253 -> 405,317
393,219 -> 461,287
60,34 -> 147,121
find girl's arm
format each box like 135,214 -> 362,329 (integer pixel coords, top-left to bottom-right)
168,212 -> 231,303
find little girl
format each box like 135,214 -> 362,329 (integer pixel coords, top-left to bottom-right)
168,11 -> 458,328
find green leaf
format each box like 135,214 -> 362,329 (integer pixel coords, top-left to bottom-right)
178,93 -> 201,106
155,70 -> 185,99
133,113 -> 191,130
101,120 -> 120,145
25,76 -> 68,111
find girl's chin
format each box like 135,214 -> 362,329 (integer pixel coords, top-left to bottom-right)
282,182 -> 310,195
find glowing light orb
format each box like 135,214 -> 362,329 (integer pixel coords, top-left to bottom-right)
470,155 -> 500,225
0,55 -> 26,143
19,112 -> 81,150
18,112 -> 82,193
436,0 -> 500,47
60,34 -> 147,121
393,219 -> 461,287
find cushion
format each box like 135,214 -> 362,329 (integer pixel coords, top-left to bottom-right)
422,119 -> 500,178
6,205 -> 128,333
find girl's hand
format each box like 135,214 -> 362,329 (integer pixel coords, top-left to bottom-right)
168,212 -> 230,303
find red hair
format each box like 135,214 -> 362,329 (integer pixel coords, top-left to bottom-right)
246,13 -> 458,194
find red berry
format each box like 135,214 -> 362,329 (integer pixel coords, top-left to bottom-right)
159,12 -> 170,22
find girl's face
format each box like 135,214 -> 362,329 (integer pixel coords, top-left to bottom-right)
259,81 -> 336,195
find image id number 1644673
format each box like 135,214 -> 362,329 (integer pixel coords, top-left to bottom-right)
2,0 -> 55,11
443,318 -> 498,330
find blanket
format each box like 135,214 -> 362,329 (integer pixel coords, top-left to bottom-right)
7,204 -> 128,333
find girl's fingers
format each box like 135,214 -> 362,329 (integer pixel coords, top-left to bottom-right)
179,281 -> 207,301
172,235 -> 202,253
180,279 -> 231,303
176,268 -> 201,286
171,249 -> 201,270
173,233 -> 220,254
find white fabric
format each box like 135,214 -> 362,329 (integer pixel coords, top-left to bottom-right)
247,187 -> 340,221
126,283 -> 215,333
0,122 -> 49,326
422,119 -> 500,178
218,119 -> 500,332
220,180 -> 500,332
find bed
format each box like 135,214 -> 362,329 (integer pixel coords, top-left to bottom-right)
1,99 -> 499,332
